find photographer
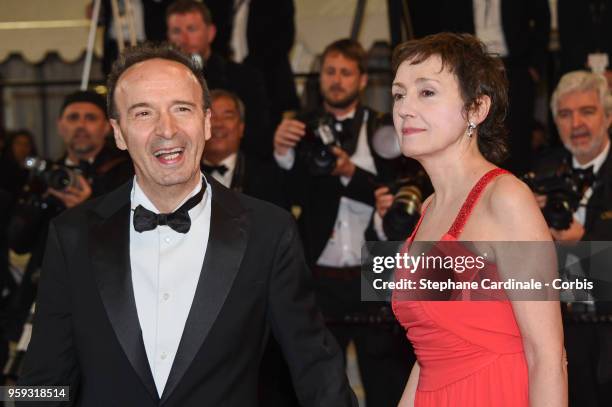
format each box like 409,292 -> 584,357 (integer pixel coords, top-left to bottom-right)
2,91 -> 133,381
273,38 -> 412,406
535,71 -> 611,242
534,71 -> 611,406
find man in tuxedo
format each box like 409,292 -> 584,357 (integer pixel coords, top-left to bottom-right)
206,0 -> 300,125
4,92 -> 133,367
273,38 -> 413,407
18,44 -> 356,407
534,70 -> 612,406
201,89 -> 286,209
166,0 -> 271,160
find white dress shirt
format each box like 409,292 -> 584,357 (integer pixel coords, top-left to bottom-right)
230,0 -> 251,63
129,174 -> 211,396
203,153 -> 237,188
274,109 -> 377,267
473,0 -> 509,57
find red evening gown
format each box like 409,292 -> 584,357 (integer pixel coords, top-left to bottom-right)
392,168 -> 529,406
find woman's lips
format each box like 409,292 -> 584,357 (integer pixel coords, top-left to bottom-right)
402,127 -> 425,136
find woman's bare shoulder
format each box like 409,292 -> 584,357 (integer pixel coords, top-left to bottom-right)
483,172 -> 551,241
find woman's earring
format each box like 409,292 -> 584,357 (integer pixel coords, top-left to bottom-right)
467,122 -> 476,138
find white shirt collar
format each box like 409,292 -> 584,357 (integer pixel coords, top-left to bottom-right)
130,173 -> 208,221
572,138 -> 610,174
334,108 -> 356,121
203,152 -> 238,172
65,156 -> 95,166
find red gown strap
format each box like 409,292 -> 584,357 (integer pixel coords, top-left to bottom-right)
446,168 -> 510,239
407,200 -> 431,244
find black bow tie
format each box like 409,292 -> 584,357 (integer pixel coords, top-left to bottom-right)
133,182 -> 206,233
333,117 -> 355,141
201,163 -> 229,176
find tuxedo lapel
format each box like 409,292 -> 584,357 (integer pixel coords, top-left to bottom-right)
161,178 -> 250,403
89,181 -> 159,401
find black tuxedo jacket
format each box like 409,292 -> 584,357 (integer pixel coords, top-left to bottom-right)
18,178 -> 356,407
204,54 -> 272,161
533,144 -> 612,241
207,152 -> 288,210
207,0 -> 299,117
410,0 -> 550,71
558,0 -> 612,74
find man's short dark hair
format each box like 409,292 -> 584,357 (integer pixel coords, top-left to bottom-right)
61,90 -> 108,118
106,43 -> 211,121
166,0 -> 213,25
321,39 -> 368,74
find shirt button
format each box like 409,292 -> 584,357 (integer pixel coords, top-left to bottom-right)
160,352 -> 167,360
164,236 -> 171,244
162,293 -> 170,301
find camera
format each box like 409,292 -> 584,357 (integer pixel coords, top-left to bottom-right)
382,172 -> 429,241
300,114 -> 340,176
24,157 -> 82,192
523,164 -> 595,230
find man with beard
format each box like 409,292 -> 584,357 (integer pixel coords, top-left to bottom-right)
273,39 -> 413,407
3,91 -> 133,380
533,71 -> 612,406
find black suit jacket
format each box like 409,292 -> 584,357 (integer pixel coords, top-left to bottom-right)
18,178 -> 355,407
207,0 -> 299,118
558,0 -> 612,74
410,0 -> 550,72
532,144 -> 612,240
204,54 -> 272,160
213,151 -> 288,209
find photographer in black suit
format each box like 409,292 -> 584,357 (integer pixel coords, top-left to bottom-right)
166,0 -> 271,160
2,91 -> 133,382
206,0 -> 300,125
534,70 -> 612,406
274,38 -> 412,406
201,89 -> 286,209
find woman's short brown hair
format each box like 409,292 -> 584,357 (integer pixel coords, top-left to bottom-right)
392,33 -> 509,164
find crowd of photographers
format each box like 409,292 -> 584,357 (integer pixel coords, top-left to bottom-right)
0,0 -> 611,406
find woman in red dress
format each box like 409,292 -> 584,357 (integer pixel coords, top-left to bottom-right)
390,33 -> 567,406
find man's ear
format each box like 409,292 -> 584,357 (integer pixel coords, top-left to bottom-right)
208,24 -> 217,45
238,121 -> 245,139
204,109 -> 212,141
56,118 -> 67,143
359,73 -> 368,92
110,119 -> 128,151
469,95 -> 492,126
103,120 -> 111,137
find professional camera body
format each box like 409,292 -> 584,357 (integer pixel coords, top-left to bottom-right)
523,163 -> 595,230
300,114 -> 341,176
382,171 -> 430,241
24,157 -> 82,192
